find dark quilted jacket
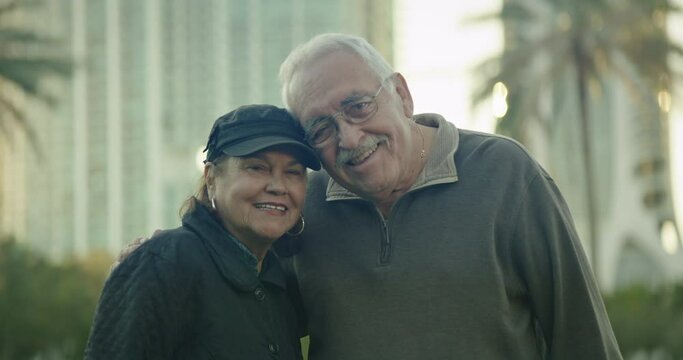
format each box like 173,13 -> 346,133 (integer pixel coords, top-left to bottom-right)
84,202 -> 303,360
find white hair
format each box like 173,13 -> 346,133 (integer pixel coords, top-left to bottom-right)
279,33 -> 394,115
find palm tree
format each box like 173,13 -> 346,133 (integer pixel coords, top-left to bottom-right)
0,0 -> 71,158
472,0 -> 683,274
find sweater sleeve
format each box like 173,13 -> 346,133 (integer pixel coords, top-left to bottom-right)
511,172 -> 622,360
84,247 -> 193,359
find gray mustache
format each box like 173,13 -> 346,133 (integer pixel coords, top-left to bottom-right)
336,134 -> 389,167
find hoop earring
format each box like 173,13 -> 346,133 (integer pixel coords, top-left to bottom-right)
211,197 -> 217,210
286,214 -> 305,236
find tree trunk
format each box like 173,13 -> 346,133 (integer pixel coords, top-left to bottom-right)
574,37 -> 599,284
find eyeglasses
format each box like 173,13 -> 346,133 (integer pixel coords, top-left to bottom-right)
304,84 -> 384,147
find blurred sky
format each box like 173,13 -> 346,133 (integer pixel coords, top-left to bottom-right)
394,0 -> 683,248
394,0 -> 502,133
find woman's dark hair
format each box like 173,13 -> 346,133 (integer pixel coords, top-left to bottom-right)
178,155 -> 229,218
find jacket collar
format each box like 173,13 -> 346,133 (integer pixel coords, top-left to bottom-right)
182,202 -> 287,292
325,113 -> 460,201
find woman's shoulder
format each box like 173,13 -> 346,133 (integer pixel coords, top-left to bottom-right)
147,226 -> 203,256
112,226 -> 206,280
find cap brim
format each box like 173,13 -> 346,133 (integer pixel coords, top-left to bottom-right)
220,135 -> 321,170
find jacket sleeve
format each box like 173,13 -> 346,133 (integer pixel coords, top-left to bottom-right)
511,172 -> 622,360
84,247 -> 194,360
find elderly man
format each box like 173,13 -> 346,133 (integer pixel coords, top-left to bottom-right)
278,33 -> 622,359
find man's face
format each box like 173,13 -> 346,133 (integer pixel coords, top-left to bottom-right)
292,51 -> 415,201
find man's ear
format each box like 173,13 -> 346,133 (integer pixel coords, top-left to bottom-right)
392,72 -> 414,118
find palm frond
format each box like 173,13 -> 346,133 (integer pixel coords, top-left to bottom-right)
472,31 -> 569,105
0,0 -> 72,158
0,58 -> 71,103
0,0 -> 17,14
0,92 -> 43,158
603,48 -> 658,108
0,28 -> 66,46
461,2 -> 536,24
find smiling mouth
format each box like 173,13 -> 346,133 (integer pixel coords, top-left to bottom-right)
254,203 -> 287,212
346,142 -> 379,166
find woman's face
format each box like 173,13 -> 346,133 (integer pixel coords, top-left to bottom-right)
208,148 -> 307,245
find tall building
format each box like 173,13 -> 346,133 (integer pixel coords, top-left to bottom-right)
0,0 -> 393,259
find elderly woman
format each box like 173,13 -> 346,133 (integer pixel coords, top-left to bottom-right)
85,105 -> 319,359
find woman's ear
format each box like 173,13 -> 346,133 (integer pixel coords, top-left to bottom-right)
204,163 -> 216,198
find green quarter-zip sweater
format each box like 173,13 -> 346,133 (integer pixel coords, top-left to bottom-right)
284,113 -> 622,360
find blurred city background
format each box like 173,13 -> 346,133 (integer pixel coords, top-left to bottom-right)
1,0 -> 683,358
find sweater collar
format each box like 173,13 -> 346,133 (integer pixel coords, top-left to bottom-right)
182,202 -> 286,291
325,113 -> 459,201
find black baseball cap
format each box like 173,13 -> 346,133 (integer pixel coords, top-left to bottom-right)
203,104 -> 321,170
